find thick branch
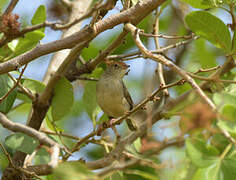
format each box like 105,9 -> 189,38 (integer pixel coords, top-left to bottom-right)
0,113 -> 56,147
3,0 -> 19,15
125,23 -> 216,110
0,0 -> 166,75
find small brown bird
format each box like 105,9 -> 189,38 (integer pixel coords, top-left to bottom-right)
96,60 -> 136,131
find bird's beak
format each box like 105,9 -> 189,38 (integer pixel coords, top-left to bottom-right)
125,69 -> 130,75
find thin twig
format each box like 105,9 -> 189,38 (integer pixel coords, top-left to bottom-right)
0,142 -> 43,180
140,32 -> 194,39
0,112 -> 60,168
107,36 -> 199,61
188,72 -> 236,84
52,0 -> 115,30
18,167 -> 43,180
41,129 -> 80,141
63,79 -> 184,160
158,36 -> 199,52
3,0 -> 19,15
0,0 -> 117,48
51,121 -> 72,156
0,112 -> 57,147
0,142 -> 14,167
0,64 -> 28,103
76,77 -> 99,81
7,73 -> 35,101
125,23 -> 216,110
153,8 -> 169,97
196,66 -> 221,73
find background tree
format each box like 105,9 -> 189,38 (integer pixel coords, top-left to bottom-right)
0,0 -> 236,179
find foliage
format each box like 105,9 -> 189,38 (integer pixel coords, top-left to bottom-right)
0,0 -> 236,180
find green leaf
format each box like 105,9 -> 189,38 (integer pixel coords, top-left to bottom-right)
210,133 -> 229,153
192,160 -> 221,180
8,103 -> 31,116
53,162 -> 95,180
221,156 -> 236,179
105,172 -> 124,180
21,78 -> 45,93
186,138 -> 220,167
181,0 -> 217,9
192,149 -> 236,180
232,31 -> 236,53
217,120 -> 236,137
7,40 -> 18,52
97,113 -> 109,124
83,67 -> 103,125
14,30 -> 45,56
83,81 -> 97,123
31,5 -> 46,25
0,74 -> 17,114
51,77 -> 74,121
0,42 -> 15,61
14,8 -> 46,56
213,92 -> 236,108
35,147 -> 50,164
45,108 -> 64,132
125,170 -> 159,180
0,0 -> 9,12
31,5 -> 46,33
185,11 -> 231,53
192,39 -> 216,68
89,67 -> 104,78
131,0 -> 139,5
133,137 -> 142,152
5,132 -> 39,154
160,0 -> 171,12
222,104 -> 236,122
17,78 -> 45,102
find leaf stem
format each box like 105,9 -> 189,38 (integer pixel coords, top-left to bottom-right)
220,143 -> 232,160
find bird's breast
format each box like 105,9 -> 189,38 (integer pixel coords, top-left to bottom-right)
96,78 -> 129,117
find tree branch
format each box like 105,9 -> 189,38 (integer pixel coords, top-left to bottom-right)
0,64 -> 27,103
3,0 -> 19,15
125,23 -> 216,110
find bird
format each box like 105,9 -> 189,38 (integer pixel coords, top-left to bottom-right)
96,60 -> 137,131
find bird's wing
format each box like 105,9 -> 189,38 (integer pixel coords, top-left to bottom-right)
122,80 -> 137,131
121,80 -> 133,110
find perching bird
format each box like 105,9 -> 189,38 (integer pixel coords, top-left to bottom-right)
96,60 -> 137,131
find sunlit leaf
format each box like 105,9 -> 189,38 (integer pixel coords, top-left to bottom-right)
83,67 -> 103,125
131,0 -> 139,5
5,132 -> 39,154
97,113 -> 109,124
192,148 -> 236,180
14,30 -> 45,56
125,170 -> 159,180
185,11 -> 231,53
0,74 -> 17,113
83,81 -> 97,123
222,104 -> 236,122
186,137 -> 220,167
53,162 -> 95,180
52,77 -> 74,121
31,5 -> 46,25
217,120 -> 236,137
0,0 -> 9,12
181,0 -> 217,9
213,92 -> 236,108
17,78 -> 45,102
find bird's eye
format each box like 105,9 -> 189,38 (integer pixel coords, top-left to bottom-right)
114,64 -> 118,68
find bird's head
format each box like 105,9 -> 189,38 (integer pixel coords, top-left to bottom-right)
105,60 -> 130,78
